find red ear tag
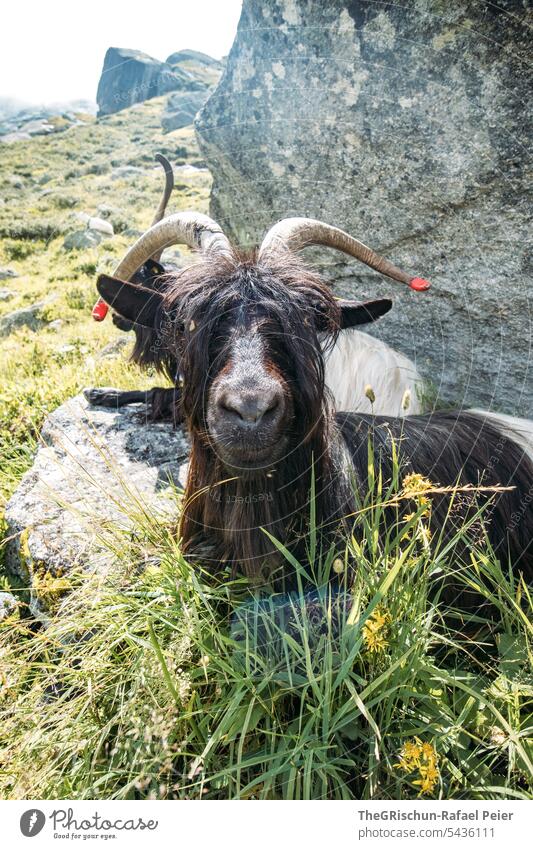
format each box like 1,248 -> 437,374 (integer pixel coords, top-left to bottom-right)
409,277 -> 431,291
92,300 -> 109,321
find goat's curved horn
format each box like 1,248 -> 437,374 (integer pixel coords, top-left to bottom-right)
258,218 -> 430,291
92,212 -> 232,321
152,154 -> 174,226
150,153 -> 175,262
92,155 -> 175,320
113,212 -> 232,280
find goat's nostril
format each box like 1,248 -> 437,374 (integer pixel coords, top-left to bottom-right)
262,398 -> 279,418
219,392 -> 280,425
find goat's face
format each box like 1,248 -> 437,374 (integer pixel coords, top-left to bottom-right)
111,260 -> 166,332
171,258 -> 338,474
97,253 -> 392,473
203,310 -> 295,470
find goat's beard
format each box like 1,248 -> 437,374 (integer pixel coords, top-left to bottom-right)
179,413 -> 351,588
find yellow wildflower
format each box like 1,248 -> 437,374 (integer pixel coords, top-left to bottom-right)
362,606 -> 392,654
401,473 -> 434,538
395,737 -> 440,796
402,473 -> 433,496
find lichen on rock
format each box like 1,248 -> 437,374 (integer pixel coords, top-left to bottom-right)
195,0 -> 532,415
5,394 -> 189,620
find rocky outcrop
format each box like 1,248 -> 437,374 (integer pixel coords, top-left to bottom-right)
5,394 -> 189,620
96,47 -> 206,117
162,91 -> 211,133
196,1 -> 533,415
166,49 -> 222,69
0,102 -> 95,145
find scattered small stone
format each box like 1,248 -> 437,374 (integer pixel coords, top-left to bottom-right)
0,131 -> 32,144
161,247 -> 195,269
0,592 -> 17,623
48,319 -> 64,331
87,216 -> 114,236
162,90 -> 210,132
73,211 -> 90,224
175,163 -> 208,174
97,336 -> 131,359
6,175 -> 25,189
0,298 -> 54,337
18,119 -> 55,137
0,288 -> 15,301
0,267 -> 18,280
63,229 -> 103,251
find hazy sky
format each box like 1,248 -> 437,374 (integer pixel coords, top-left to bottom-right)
1,0 -> 243,105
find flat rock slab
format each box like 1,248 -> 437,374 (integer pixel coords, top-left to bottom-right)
5,393 -> 189,619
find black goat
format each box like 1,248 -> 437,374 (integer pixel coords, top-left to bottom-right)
88,154 -> 180,421
96,236 -> 533,606
88,159 -> 432,421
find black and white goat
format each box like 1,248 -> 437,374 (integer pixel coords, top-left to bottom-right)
89,157 -> 429,419
94,214 -> 533,604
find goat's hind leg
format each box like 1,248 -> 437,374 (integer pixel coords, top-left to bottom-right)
84,387 -> 152,408
84,386 -> 183,424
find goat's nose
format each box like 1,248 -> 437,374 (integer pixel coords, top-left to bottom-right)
219,388 -> 281,425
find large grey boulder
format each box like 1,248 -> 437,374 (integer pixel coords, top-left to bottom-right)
196,1 -> 532,415
5,394 -> 189,620
162,90 -> 211,132
96,47 -> 205,117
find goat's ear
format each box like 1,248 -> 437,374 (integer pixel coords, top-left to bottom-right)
96,274 -> 164,328
130,259 -> 166,287
338,298 -> 392,329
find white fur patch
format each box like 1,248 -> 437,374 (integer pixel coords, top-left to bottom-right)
323,329 -> 425,416
468,408 -> 533,460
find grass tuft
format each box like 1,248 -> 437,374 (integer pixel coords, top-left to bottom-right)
0,465 -> 531,800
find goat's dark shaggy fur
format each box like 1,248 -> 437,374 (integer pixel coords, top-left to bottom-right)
158,253 -> 345,580
97,250 -> 533,605
338,411 -> 533,605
